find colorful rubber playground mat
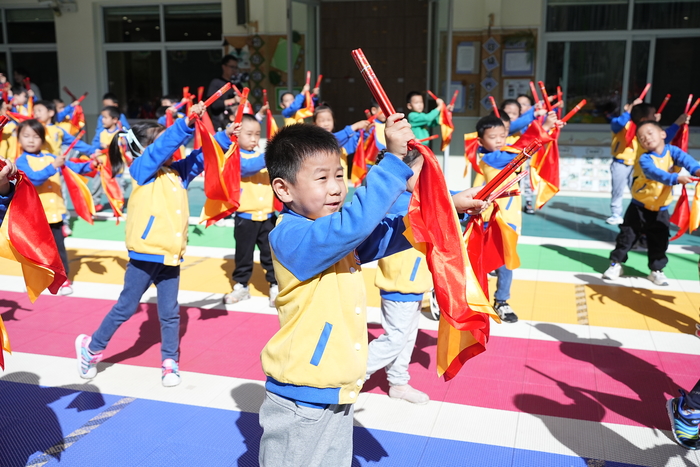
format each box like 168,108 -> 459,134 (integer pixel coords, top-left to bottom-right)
1,193 -> 700,466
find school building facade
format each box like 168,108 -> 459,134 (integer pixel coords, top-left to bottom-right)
1,0 -> 699,189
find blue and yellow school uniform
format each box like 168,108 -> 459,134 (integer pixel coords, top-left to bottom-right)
11,102 -> 30,117
92,114 -> 130,149
509,108 -> 536,135
632,144 -> 700,211
610,112 -> 680,166
375,192 -> 432,301
261,153 -> 414,405
479,146 -> 523,233
15,151 -> 92,224
125,118 -> 207,266
43,124 -> 95,157
407,108 -> 440,144
237,148 -> 273,221
281,93 -> 318,126
95,127 -> 120,151
0,120 -> 18,161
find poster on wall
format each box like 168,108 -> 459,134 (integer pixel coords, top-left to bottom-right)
503,79 -> 530,100
456,42 -> 477,74
502,50 -> 533,76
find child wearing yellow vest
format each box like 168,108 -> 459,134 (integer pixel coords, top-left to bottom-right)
75,103 -> 222,387
604,121 -> 700,287
14,119 -> 96,295
280,82 -> 319,126
257,114 -> 486,466
366,184 -> 433,405
223,114 -> 278,306
0,100 -> 18,161
33,100 -> 95,157
312,105 -> 369,176
9,86 -> 32,116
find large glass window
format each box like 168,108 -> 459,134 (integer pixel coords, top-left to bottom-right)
627,41 -> 650,103
103,4 -> 222,117
653,37 -> 700,126
6,9 -> 55,44
164,4 -> 221,42
633,0 -> 700,30
546,0 -> 628,32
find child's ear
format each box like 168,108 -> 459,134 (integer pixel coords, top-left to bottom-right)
406,102 -> 413,111
272,178 -> 293,204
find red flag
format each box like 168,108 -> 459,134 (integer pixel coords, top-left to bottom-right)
61,166 -> 95,224
672,124 -> 689,153
294,92 -> 315,121
482,204 -> 520,273
364,128 -> 380,164
624,122 -> 637,149
97,153 -> 124,222
464,132 -> 481,177
0,165 -> 67,302
437,106 -> 454,152
69,105 -> 86,135
165,110 -> 175,128
405,141 -> 498,380
350,130 -> 367,187
523,122 -> 559,209
670,185 -> 690,241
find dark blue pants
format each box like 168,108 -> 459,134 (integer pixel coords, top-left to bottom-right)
90,259 -> 181,361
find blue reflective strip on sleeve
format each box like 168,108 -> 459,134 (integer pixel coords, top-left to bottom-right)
141,215 -> 155,240
505,196 -> 514,210
309,322 -> 333,366
409,257 -> 421,282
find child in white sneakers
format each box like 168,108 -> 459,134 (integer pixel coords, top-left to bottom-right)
604,121 -> 700,286
75,103 -> 211,387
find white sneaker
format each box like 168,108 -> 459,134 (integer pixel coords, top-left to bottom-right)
59,280 -> 73,296
606,216 -> 624,225
223,283 -> 250,304
388,384 -> 430,405
75,334 -> 102,379
603,263 -> 622,280
269,284 -> 279,308
161,359 -> 181,387
429,289 -> 440,320
648,270 -> 669,286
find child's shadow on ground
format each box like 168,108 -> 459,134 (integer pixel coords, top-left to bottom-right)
230,383 -> 388,466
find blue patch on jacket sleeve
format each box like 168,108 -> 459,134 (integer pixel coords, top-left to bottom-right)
409,257 -> 421,282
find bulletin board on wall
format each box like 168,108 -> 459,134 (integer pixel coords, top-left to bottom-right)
224,34 -> 307,111
448,30 -> 537,117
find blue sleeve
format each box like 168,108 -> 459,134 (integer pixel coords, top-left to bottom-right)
129,118 -> 195,185
670,145 -> 700,177
56,105 -> 74,122
60,128 -> 94,155
0,184 -> 14,226
170,149 -> 205,188
355,214 -> 412,263
665,123 -> 679,142
334,126 -> 360,154
270,153 -> 414,281
241,153 -> 267,178
92,117 -> 104,148
281,93 -> 305,118
214,130 -> 232,151
157,115 -> 167,126
638,153 -> 679,185
15,155 -> 58,186
119,114 -> 130,130
611,112 -> 631,134
65,159 -> 93,175
509,108 -> 535,135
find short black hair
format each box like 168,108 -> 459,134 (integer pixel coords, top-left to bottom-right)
155,105 -> 168,119
517,94 -> 534,106
102,92 -> 119,104
221,54 -> 238,66
265,123 -> 341,185
636,120 -> 663,133
501,99 -> 521,112
13,67 -> 29,79
11,85 -> 27,96
370,97 -> 379,108
498,112 -> 511,124
241,113 -> 259,125
34,100 -> 56,122
102,105 -> 121,120
312,105 -> 333,123
17,119 -> 46,143
631,103 -> 656,125
476,115 -> 505,138
279,91 -> 293,104
406,91 -> 422,104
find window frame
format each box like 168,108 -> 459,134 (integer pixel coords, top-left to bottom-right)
0,7 -> 58,81
538,0 -> 700,130
100,3 -> 222,98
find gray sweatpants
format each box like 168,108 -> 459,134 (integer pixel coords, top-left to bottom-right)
366,298 -> 422,386
258,391 -> 354,467
520,160 -> 533,204
610,161 -> 633,218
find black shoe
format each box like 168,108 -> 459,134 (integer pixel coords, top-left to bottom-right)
523,201 -> 535,215
494,301 -> 518,323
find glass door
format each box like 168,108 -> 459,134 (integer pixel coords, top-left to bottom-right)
287,0 -> 320,92
427,0 -> 453,168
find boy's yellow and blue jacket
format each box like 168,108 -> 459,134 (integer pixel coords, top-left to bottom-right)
0,184 -> 15,226
610,112 -> 679,166
407,107 -> 440,144
479,147 -> 522,233
43,124 -> 95,156
375,191 -> 432,301
261,153 -> 414,406
509,107 -> 536,135
92,113 -> 130,148
95,127 -> 120,151
213,133 -> 269,220
15,151 -> 92,224
126,118 -> 209,266
632,144 -> 700,211
0,120 -> 17,161
282,92 -> 319,126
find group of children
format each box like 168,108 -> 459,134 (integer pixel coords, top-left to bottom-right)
2,76 -> 700,462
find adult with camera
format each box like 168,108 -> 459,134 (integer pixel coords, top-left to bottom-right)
206,54 -> 248,129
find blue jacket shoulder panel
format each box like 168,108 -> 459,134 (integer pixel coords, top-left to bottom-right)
281,93 -> 306,118
16,153 -> 58,186
129,119 -> 194,186
611,112 -> 631,134
509,108 -> 535,135
170,149 -> 205,188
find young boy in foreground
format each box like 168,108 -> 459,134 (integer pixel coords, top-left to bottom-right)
258,114 -> 487,466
